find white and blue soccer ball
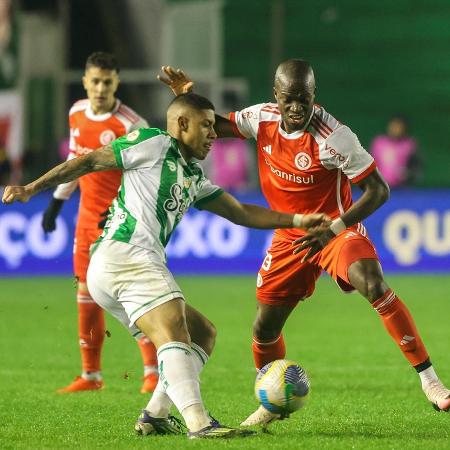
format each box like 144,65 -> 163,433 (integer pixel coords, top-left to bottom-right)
255,359 -> 310,415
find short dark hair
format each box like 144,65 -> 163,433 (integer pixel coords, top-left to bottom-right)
169,93 -> 215,111
85,52 -> 120,73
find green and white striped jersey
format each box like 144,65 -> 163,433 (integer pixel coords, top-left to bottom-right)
96,128 -> 223,261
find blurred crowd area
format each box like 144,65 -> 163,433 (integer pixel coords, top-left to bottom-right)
1,0 -> 449,191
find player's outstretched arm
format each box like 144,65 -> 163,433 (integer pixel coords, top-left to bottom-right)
2,145 -> 117,204
201,191 -> 330,230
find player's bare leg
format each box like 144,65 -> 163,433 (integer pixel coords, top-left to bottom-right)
135,299 -> 254,438
242,302 -> 296,426
141,304 -> 217,420
348,258 -> 450,412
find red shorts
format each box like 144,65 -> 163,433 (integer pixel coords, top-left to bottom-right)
256,224 -> 379,307
73,227 -> 103,282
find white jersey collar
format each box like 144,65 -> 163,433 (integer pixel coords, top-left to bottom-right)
85,99 -> 121,121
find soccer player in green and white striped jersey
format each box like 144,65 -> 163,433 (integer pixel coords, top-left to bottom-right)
2,93 -> 330,438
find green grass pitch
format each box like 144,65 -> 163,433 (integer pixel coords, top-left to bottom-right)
0,274 -> 449,449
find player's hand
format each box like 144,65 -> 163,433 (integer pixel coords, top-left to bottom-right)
98,208 -> 109,229
42,198 -> 64,233
292,225 -> 336,263
2,185 -> 33,204
300,213 -> 331,230
157,66 -> 194,95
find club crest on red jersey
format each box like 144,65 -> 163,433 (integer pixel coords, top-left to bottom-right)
100,129 -> 117,145
294,152 -> 312,171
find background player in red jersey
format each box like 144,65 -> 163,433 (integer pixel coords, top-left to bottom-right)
159,61 -> 450,421
42,52 -> 158,393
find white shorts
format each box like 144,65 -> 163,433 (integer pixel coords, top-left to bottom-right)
87,240 -> 185,338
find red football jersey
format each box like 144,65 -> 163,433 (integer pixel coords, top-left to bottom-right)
230,103 -> 376,240
53,99 -> 148,229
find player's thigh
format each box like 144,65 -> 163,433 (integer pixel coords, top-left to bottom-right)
319,225 -> 382,295
86,252 -> 132,332
257,236 -> 321,307
90,240 -> 186,331
74,227 -> 102,282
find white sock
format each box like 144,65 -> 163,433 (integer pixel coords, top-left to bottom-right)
145,342 -> 209,418
151,341 -> 208,429
190,342 -> 209,374
419,365 -> 439,389
81,371 -> 102,381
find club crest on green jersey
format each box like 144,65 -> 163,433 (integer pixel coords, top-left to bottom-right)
126,130 -> 140,141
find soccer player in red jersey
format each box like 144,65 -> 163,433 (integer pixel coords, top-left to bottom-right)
159,61 -> 450,420
42,52 -> 158,393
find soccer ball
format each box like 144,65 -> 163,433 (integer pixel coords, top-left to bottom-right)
255,359 -> 310,415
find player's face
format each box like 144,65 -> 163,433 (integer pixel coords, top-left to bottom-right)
274,79 -> 315,133
83,67 -> 120,114
180,109 -> 216,161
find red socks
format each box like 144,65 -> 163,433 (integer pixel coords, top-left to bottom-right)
252,334 -> 286,370
138,336 -> 158,368
373,289 -> 429,367
77,290 -> 105,373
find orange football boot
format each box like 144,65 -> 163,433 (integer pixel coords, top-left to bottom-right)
57,376 -> 104,393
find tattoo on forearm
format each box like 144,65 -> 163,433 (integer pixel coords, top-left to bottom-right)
30,145 -> 115,194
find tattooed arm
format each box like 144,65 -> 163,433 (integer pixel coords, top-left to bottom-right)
2,145 -> 117,204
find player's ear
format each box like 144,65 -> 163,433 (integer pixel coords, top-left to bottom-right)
273,86 -> 278,101
178,116 -> 189,131
82,75 -> 88,90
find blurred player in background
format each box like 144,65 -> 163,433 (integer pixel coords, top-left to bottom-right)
159,61 -> 450,423
41,52 -> 158,393
369,115 -> 422,188
2,92 -> 330,438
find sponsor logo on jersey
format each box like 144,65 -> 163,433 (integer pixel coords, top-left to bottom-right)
325,144 -> 347,166
126,130 -> 140,141
264,158 -> 314,184
241,111 -> 257,119
294,152 -> 312,171
263,145 -> 272,155
167,160 -> 177,172
100,129 -> 117,145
